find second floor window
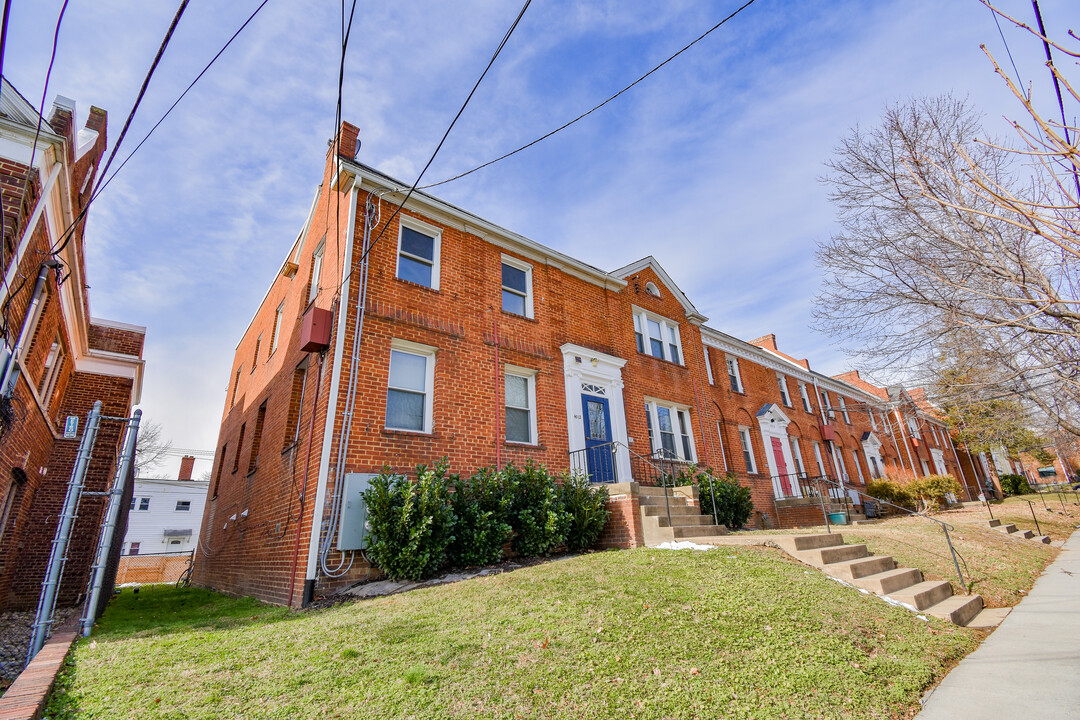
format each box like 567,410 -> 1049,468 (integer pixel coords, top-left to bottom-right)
777,374 -> 791,407
799,381 -> 812,413
501,258 -> 532,317
632,309 -> 682,364
726,356 -> 743,393
397,220 -> 441,290
839,396 -> 851,424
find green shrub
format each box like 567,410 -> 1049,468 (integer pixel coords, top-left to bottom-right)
362,460 -> 457,581
559,473 -> 610,551
866,478 -> 917,511
907,474 -> 962,512
448,467 -> 512,567
692,469 -> 754,530
504,461 -> 570,556
999,473 -> 1032,496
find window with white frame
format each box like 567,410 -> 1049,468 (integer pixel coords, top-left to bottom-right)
789,437 -> 805,477
906,416 -> 921,438
820,390 -> 833,415
385,340 -> 436,433
504,367 -> 537,444
851,449 -> 865,482
271,301 -> 284,354
813,441 -> 826,475
396,219 -> 441,289
175,500 -> 191,512
777,374 -> 791,407
703,346 -> 714,385
501,256 -> 533,318
869,454 -> 882,479
37,335 -> 64,403
632,308 -> 682,364
869,408 -> 878,430
738,426 -> 757,473
799,381 -> 812,413
839,396 -> 851,424
833,446 -> 849,482
726,356 -> 743,393
644,400 -> 695,461
307,241 -> 324,305
128,542 -> 140,556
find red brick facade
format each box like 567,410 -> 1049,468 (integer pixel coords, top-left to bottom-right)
195,122 -> 984,607
0,82 -> 145,612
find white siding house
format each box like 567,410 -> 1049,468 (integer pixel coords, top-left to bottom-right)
122,478 -> 210,555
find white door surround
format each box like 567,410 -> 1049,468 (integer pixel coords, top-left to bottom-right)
756,403 -> 799,497
561,344 -> 631,482
860,432 -> 886,479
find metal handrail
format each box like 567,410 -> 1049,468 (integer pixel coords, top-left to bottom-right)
816,475 -> 969,594
1024,500 -> 1043,537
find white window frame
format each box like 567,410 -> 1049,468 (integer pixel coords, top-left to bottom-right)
907,416 -> 921,439
790,436 -> 805,477
703,346 -> 714,385
175,500 -> 192,512
307,241 -> 324,305
271,301 -> 285,354
799,381 -> 812,413
500,255 -> 533,318
385,339 -> 437,434
813,441 -> 826,476
869,408 -> 878,430
726,355 -> 744,393
777,373 -> 791,407
738,426 -> 757,474
839,396 -> 851,424
851,448 -> 865,482
632,307 -> 683,365
396,216 -> 442,291
832,446 -> 849,482
38,335 -> 64,404
644,398 -> 695,462
820,390 -> 833,416
504,365 -> 538,445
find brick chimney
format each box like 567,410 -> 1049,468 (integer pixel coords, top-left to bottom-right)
336,122 -> 360,160
178,455 -> 195,481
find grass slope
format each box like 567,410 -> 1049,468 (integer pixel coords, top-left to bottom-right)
49,547 -> 977,719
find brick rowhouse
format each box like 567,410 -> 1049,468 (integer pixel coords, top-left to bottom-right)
0,80 -> 145,612
194,122 -> 984,607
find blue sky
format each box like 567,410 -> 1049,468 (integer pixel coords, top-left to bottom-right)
4,0 -> 1077,478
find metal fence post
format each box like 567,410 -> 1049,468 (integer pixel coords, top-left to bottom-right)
28,401 -> 103,662
81,409 -> 141,636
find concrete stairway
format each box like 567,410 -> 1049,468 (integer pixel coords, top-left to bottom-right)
775,533 -> 1006,629
988,518 -> 1051,544
639,486 -> 729,545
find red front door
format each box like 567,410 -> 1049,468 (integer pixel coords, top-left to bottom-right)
771,437 -> 791,495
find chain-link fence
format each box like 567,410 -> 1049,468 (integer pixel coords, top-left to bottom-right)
115,551 -> 193,586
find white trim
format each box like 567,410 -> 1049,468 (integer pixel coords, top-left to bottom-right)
500,254 -> 534,319
560,344 -> 630,481
504,364 -> 538,445
88,317 -> 147,334
643,397 -> 696,462
777,373 -> 792,408
756,403 -> 799,496
396,215 -> 442,291
612,256 -> 707,322
632,306 -> 683,365
703,346 -> 714,385
738,426 -> 757,475
838,396 -> 851,424
0,163 -> 61,309
798,381 -> 812,413
860,433 -> 885,480
725,355 -> 743,393
307,240 -> 325,305
386,339 -> 438,434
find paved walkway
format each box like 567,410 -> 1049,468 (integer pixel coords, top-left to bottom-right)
917,528 -> 1080,719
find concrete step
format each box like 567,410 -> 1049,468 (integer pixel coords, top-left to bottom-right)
639,495 -> 689,507
854,567 -> 923,595
791,533 -> 846,551
888,580 -> 953,610
637,486 -> 680,496
966,607 -> 1011,629
926,594 -> 984,626
987,518 -> 1002,528
995,523 -> 1018,534
818,544 -> 868,564
655,514 -> 715,527
640,504 -> 698,517
1017,529 -> 1035,539
673,524 -> 729,538
828,555 -> 895,580
1032,535 -> 1052,544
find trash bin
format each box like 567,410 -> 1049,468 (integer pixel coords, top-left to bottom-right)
828,512 -> 848,525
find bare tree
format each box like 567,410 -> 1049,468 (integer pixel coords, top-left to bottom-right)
815,9 -> 1080,436
134,419 -> 172,475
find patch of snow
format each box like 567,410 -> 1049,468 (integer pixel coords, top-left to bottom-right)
655,541 -> 714,551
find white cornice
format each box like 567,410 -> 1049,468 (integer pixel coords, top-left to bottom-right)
90,317 -> 147,333
612,256 -> 707,323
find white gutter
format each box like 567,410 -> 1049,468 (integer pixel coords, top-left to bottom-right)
0,162 -> 62,308
304,180 -> 358,588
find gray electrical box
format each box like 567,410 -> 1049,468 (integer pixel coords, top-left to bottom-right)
336,473 -> 376,551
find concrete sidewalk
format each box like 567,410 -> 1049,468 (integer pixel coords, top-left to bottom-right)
917,528 -> 1080,719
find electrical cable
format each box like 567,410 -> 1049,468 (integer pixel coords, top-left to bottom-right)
419,0 -> 759,191
19,0 -> 69,212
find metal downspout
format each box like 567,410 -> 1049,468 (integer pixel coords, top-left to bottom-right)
1,260 -> 58,395
303,181 -> 358,603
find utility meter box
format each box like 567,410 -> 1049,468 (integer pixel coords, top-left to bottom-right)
337,472 -> 376,551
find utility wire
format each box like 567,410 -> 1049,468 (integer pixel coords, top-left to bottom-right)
20,0 -> 69,206
420,0 -> 759,190
989,2 -> 1026,100
350,0 -> 534,277
1030,0 -> 1080,200
48,0 -> 190,259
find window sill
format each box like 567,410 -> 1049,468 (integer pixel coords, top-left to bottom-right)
394,277 -> 440,294
635,351 -> 686,369
500,309 -> 538,323
382,428 -> 436,438
505,441 -> 545,450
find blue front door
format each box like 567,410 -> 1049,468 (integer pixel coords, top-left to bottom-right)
581,394 -> 615,483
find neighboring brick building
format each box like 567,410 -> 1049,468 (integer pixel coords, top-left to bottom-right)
195,122 -> 977,607
0,80 -> 145,613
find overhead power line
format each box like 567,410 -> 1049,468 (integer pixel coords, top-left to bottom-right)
351,0 -> 534,274
420,0 -> 760,190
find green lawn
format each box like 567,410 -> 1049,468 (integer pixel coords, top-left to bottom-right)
48,547 -> 978,719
